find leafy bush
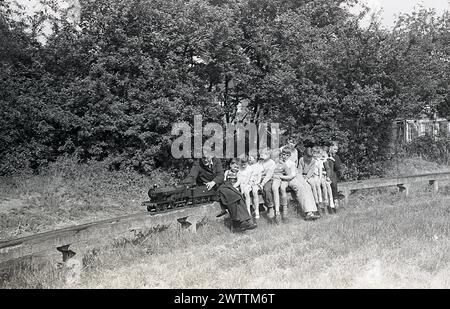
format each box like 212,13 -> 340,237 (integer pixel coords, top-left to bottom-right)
1,0 -> 449,180
402,135 -> 450,166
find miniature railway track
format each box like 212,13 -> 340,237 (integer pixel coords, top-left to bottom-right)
339,171 -> 450,204
1,171 -> 449,267
0,202 -> 222,266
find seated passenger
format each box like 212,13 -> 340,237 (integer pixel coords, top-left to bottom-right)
247,154 -> 263,219
299,147 -> 322,209
183,155 -> 256,232
280,137 -> 299,167
224,159 -> 240,186
319,146 -> 336,214
257,148 -> 276,215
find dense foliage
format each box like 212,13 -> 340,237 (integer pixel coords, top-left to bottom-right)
401,134 -> 450,166
1,0 -> 449,179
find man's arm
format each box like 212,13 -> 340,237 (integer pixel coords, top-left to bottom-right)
182,159 -> 200,185
212,158 -> 224,185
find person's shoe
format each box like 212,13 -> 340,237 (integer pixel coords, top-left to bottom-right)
239,220 -> 257,231
272,214 -> 281,224
332,208 -> 337,214
305,212 -> 319,221
267,207 -> 275,219
281,213 -> 289,223
254,214 -> 260,220
216,210 -> 228,218
334,199 -> 340,209
231,221 -> 240,233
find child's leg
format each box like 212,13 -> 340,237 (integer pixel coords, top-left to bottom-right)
272,179 -> 282,216
313,176 -> 323,203
251,185 -> 260,218
242,187 -> 252,216
263,180 -> 274,217
280,181 -> 289,215
307,178 -> 319,204
331,181 -> 339,208
326,182 -> 335,208
319,178 -> 328,205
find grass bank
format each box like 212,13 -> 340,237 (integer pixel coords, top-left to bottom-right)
0,157 -> 175,240
2,183 -> 450,289
1,156 -> 449,241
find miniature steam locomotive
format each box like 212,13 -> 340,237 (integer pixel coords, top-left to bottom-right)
141,184 -> 218,214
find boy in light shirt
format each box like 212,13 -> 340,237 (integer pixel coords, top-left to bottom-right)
280,137 -> 299,167
271,147 -> 298,222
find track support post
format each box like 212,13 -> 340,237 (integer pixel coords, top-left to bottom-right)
397,184 -> 409,198
429,180 -> 439,194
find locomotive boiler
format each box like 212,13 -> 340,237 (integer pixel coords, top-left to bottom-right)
141,184 -> 218,214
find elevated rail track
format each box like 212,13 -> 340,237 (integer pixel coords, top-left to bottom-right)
1,172 -> 449,268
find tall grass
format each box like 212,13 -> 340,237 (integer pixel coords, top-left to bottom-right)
0,156 -> 175,240
1,156 -> 450,288
2,183 -> 450,289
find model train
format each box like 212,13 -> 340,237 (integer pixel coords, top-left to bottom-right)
141,184 -> 218,214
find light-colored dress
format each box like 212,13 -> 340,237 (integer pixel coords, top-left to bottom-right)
290,165 -> 318,213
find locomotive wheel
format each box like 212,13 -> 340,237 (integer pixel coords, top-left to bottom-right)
176,200 -> 187,208
193,198 -> 202,204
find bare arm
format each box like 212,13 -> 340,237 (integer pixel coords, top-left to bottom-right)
260,163 -> 275,187
279,162 -> 296,181
212,159 -> 224,185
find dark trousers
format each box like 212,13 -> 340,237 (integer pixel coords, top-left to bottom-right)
262,180 -> 274,208
218,183 -> 251,223
331,180 -> 338,200
227,199 -> 251,223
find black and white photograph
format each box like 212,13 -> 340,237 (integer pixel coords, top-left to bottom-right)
1,0 -> 450,293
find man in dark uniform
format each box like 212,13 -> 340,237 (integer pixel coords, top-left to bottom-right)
184,155 -> 224,190
183,155 -> 256,232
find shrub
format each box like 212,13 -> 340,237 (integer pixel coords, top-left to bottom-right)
402,135 -> 450,166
